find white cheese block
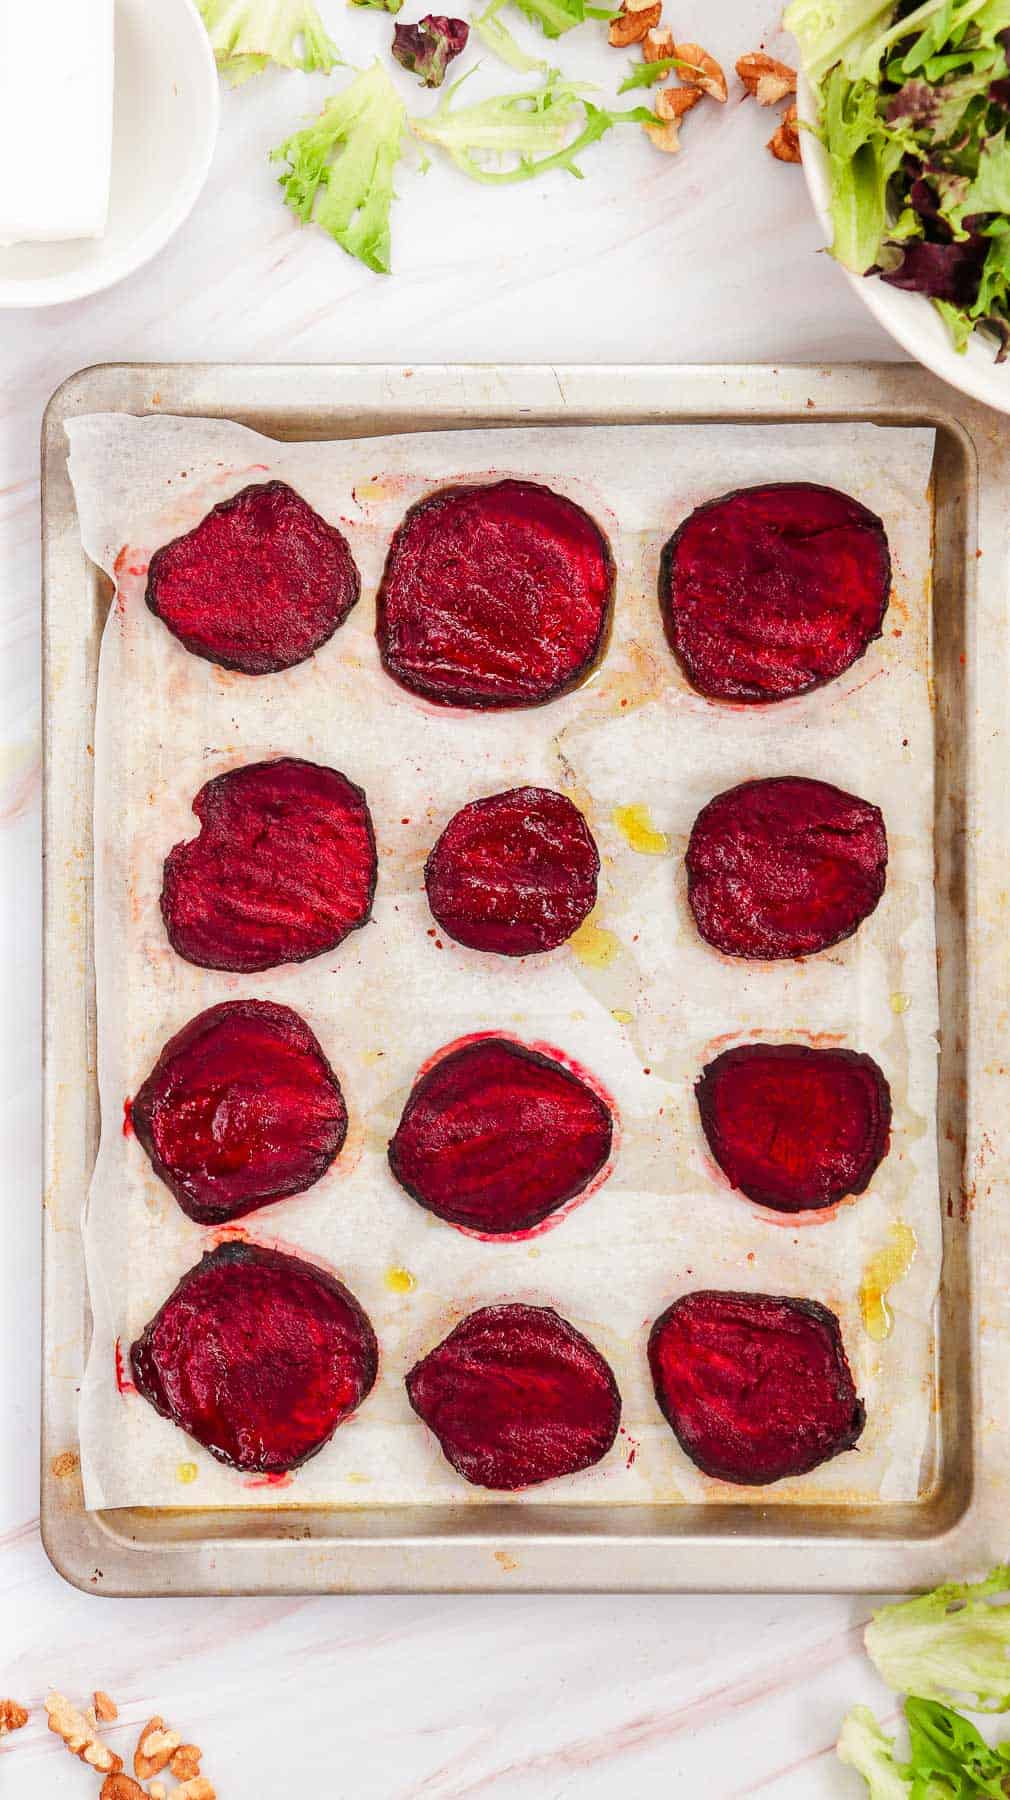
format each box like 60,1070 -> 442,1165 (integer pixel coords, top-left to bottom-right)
0,0 -> 115,244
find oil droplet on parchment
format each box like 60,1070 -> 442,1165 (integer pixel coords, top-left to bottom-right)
860,1222 -> 917,1341
176,1461 -> 198,1485
611,1007 -> 634,1025
612,804 -> 669,856
569,912 -> 620,968
890,992 -> 912,1015
385,1266 -> 417,1294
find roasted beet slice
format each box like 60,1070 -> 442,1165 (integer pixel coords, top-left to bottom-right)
648,1290 -> 865,1485
686,775 -> 887,960
425,786 -> 599,956
376,478 -> 614,708
406,1303 -> 621,1488
146,480 -> 360,675
131,1241 -> 378,1474
161,756 -> 377,973
132,1000 -> 348,1225
696,1043 -> 891,1213
659,482 -> 891,703
389,1036 -> 614,1234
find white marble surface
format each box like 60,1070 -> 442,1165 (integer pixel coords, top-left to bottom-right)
1,0 -> 909,1791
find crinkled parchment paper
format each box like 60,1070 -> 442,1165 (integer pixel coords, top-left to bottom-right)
69,413 -> 939,1511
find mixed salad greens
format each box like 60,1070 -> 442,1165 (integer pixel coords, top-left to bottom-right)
785,0 -> 1010,359
840,1566 -> 1010,1796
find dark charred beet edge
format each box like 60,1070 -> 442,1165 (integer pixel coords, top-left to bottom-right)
388,1036 -> 614,1233
376,478 -> 616,710
405,1302 -> 622,1489
130,1239 -> 378,1475
647,1289 -> 865,1487
131,999 -> 348,1225
695,1042 -> 892,1213
160,756 -> 378,974
146,480 -> 361,676
658,481 -> 891,705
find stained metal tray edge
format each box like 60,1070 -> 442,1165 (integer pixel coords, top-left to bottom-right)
40,362 -> 1009,1595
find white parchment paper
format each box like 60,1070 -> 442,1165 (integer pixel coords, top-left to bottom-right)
69,412 -> 940,1511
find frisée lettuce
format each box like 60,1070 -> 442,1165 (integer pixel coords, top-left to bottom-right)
197,0 -> 341,83
272,62 -> 404,272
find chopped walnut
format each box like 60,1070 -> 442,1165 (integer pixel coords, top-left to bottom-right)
656,85 -> 701,120
101,1777 -> 148,1800
135,1716 -> 182,1781
170,1745 -> 203,1781
94,1691 -> 119,1724
768,101 -> 801,162
643,25 -> 674,60
45,1692 -> 122,1775
673,41 -> 728,102
736,51 -> 797,105
0,1700 -> 28,1736
168,1780 -> 216,1800
150,1786 -> 168,1800
609,0 -> 661,47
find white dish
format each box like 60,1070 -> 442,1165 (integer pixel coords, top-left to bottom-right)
0,0 -> 218,310
797,70 -> 1010,415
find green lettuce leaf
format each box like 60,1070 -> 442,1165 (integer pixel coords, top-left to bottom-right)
783,0 -> 902,84
410,72 -> 651,182
821,65 -> 914,270
618,55 -> 693,91
904,1696 -> 1010,1797
837,1707 -> 912,1798
197,0 -> 340,83
272,62 -> 405,272
865,1566 -> 1010,1712
472,0 -> 549,72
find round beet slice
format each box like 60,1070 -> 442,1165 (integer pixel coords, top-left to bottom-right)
659,482 -> 891,703
696,1043 -> 891,1213
131,1241 -> 378,1474
132,1000 -> 348,1226
406,1303 -> 621,1489
686,775 -> 887,960
648,1290 -> 865,1486
389,1036 -> 614,1234
161,756 -> 377,973
146,480 -> 360,675
376,478 -> 614,709
425,786 -> 599,956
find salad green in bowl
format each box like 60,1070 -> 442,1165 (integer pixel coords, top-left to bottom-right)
788,0 -> 1010,410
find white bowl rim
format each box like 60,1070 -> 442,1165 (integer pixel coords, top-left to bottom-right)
796,67 -> 1010,413
0,0 -> 219,311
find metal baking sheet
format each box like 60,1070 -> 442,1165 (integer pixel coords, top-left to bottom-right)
41,362 -> 1010,1594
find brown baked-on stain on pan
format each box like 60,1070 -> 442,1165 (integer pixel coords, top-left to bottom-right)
659,481 -> 891,704
131,1240 -> 378,1475
648,1289 -> 865,1486
686,775 -> 887,960
160,756 -> 377,973
376,478 -> 615,708
146,480 -> 361,675
131,999 -> 348,1225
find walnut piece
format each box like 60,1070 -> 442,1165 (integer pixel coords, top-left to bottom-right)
0,1700 -> 28,1736
45,1692 -> 122,1775
135,1716 -> 182,1781
609,1 -> 661,47
736,51 -> 797,105
768,101 -> 801,162
170,1745 -> 203,1781
673,41 -> 728,102
643,25 -> 674,60
150,1786 -> 168,1800
101,1777 -> 148,1800
656,86 -> 701,120
168,1780 -> 216,1800
94,1691 -> 119,1724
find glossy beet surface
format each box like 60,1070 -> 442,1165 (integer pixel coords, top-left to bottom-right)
696,1043 -> 891,1213
425,786 -> 599,956
406,1303 -> 621,1488
132,1000 -> 347,1225
659,482 -> 890,703
161,757 -> 377,973
377,479 -> 614,708
131,1242 -> 378,1474
389,1036 -> 614,1234
146,481 -> 360,675
648,1290 -> 865,1486
686,776 -> 887,960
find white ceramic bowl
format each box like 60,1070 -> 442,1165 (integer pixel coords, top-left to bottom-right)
0,0 -> 219,309
797,70 -> 1010,413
